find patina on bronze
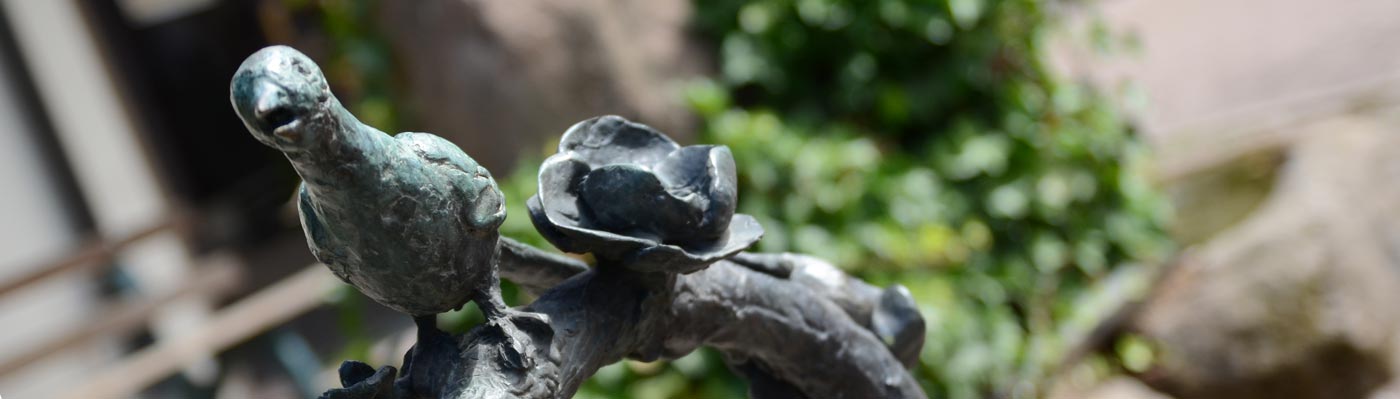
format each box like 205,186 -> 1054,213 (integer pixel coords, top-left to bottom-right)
232,45 -> 927,399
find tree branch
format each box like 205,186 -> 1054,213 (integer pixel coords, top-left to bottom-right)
326,252 -> 927,399
496,237 -> 590,295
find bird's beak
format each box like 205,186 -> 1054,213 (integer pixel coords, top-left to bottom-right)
251,80 -> 301,141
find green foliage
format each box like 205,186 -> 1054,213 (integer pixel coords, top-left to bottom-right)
682,0 -> 1173,397
284,0 -> 399,130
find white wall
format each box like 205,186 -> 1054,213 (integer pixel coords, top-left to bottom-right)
0,1 -> 109,395
0,0 -> 212,396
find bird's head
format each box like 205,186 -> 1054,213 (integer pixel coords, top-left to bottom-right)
230,46 -> 335,153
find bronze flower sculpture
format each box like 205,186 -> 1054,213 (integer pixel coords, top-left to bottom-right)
528,116 -> 764,273
231,46 -> 927,399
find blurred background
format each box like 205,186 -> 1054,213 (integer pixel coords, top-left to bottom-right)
0,0 -> 1397,398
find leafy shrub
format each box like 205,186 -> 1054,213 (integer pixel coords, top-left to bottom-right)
677,0 -> 1172,397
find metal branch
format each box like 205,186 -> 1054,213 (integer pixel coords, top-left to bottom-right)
496,237 -> 590,295
327,256 -> 926,399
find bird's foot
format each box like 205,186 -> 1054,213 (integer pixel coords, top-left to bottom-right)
484,309 -> 553,371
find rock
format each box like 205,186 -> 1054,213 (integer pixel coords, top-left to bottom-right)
1134,117 -> 1400,399
374,0 -> 706,171
1051,376 -> 1175,399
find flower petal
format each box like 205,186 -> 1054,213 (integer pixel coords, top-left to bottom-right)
536,154 -> 591,230
624,214 -> 765,274
526,194 -> 583,253
532,155 -> 660,256
529,193 -> 659,259
654,145 -> 738,241
580,164 -> 699,243
559,115 -> 679,168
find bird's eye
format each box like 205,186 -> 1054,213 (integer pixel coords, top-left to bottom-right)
260,106 -> 298,130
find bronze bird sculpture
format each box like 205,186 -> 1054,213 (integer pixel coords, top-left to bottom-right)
230,46 -> 545,369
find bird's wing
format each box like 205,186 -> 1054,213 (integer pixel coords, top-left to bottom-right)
395,132 -> 506,230
299,183 -> 347,272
